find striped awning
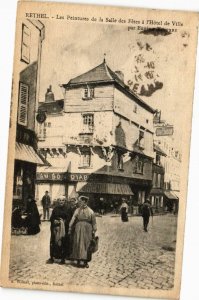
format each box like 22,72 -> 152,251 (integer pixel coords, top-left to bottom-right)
77,182 -> 134,195
15,142 -> 44,165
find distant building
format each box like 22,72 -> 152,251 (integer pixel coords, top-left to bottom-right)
149,143 -> 166,212
153,113 -> 181,213
13,20 -> 45,208
36,60 -> 156,212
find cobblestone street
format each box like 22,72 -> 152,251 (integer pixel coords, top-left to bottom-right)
9,214 -> 177,291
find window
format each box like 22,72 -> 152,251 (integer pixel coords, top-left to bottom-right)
83,86 -> 94,100
153,172 -> 156,186
21,24 -> 30,64
13,166 -> 23,199
156,153 -> 161,165
79,151 -> 91,168
117,153 -> 124,170
18,82 -> 29,126
82,114 -> 94,133
157,174 -> 161,188
44,122 -> 51,128
133,104 -> 137,113
138,130 -> 145,149
134,158 -> 144,174
38,123 -> 46,141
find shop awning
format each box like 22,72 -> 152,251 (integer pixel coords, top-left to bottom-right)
15,142 -> 44,165
77,182 -> 134,195
164,191 -> 179,200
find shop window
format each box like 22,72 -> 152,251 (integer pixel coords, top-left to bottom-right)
82,114 -> 94,133
82,86 -> 94,100
13,167 -> 23,199
21,24 -> 30,64
18,82 -> 29,126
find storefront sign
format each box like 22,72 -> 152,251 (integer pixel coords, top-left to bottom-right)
156,126 -> 173,136
36,172 -> 90,182
69,173 -> 89,182
36,172 -> 66,181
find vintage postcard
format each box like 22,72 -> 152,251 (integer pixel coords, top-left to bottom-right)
0,1 -> 199,299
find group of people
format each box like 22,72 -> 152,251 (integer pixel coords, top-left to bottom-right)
120,198 -> 153,232
47,195 -> 97,268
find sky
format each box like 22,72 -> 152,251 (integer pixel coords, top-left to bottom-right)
39,20 -> 192,144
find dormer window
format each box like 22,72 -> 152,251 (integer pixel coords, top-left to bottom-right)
83,86 -> 94,100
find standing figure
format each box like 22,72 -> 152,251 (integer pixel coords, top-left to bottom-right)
41,191 -> 51,221
25,195 -> 41,235
47,196 -> 71,264
141,199 -> 153,232
120,199 -> 129,222
68,196 -> 97,268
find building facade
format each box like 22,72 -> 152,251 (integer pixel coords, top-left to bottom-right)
13,19 -> 45,208
36,60 -> 156,212
149,143 -> 166,213
153,113 -> 181,213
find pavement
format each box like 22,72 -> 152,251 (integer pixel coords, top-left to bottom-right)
9,214 -> 177,290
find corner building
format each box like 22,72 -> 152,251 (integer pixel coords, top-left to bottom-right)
13,20 -> 45,209
37,60 -> 156,212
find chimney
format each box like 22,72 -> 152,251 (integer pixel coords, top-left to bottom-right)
115,70 -> 124,82
45,85 -> 55,102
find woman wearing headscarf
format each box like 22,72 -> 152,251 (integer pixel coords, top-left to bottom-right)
120,198 -> 129,222
68,195 -> 97,268
25,195 -> 41,235
47,196 -> 71,264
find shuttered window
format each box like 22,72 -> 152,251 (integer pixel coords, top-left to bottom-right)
18,82 -> 29,126
21,24 -> 30,64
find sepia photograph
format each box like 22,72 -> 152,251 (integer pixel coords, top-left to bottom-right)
0,1 -> 199,300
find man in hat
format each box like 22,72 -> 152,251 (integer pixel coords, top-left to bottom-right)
41,191 -> 51,221
141,199 -> 153,232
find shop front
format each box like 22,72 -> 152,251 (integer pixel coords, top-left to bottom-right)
164,190 -> 179,213
36,167 -> 68,206
13,142 -> 44,209
66,173 -> 151,215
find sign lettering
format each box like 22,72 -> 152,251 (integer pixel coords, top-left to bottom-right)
156,126 -> 174,136
36,172 -> 90,182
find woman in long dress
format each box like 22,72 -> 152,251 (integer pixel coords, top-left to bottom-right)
25,195 -> 41,235
68,196 -> 97,268
47,196 -> 71,264
120,199 -> 129,222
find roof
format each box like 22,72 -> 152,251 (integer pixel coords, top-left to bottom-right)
154,143 -> 167,156
38,99 -> 64,114
62,61 -> 155,114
